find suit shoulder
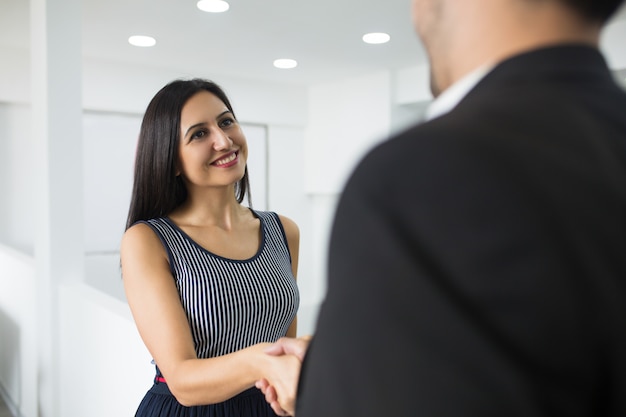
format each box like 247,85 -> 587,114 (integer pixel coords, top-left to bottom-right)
353,112 -> 486,177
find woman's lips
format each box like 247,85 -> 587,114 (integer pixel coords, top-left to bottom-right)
212,151 -> 238,167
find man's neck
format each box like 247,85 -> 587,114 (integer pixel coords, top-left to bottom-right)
431,1 -> 601,94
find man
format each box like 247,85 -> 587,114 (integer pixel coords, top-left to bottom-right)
260,0 -> 626,415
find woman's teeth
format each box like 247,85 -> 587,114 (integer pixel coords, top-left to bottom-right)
214,153 -> 236,166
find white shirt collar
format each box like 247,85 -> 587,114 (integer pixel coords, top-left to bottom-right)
425,64 -> 494,121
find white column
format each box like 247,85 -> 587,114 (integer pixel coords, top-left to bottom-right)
31,0 -> 83,415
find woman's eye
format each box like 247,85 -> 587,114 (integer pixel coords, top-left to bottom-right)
220,118 -> 235,128
191,130 -> 206,140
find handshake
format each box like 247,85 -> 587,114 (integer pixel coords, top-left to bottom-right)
255,335 -> 312,416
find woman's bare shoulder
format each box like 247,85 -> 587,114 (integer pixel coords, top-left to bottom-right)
277,214 -> 299,240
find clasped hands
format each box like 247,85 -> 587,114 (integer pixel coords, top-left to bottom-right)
256,335 -> 312,416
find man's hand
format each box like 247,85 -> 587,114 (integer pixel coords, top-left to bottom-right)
256,335 -> 312,416
265,335 -> 311,361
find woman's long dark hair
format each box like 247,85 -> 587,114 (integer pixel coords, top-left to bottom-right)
125,78 -> 251,230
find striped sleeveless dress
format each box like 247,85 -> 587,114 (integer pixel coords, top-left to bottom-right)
133,209 -> 300,417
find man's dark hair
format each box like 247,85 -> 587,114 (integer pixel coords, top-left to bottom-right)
560,0 -> 624,23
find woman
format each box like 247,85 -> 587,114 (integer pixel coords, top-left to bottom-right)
121,78 -> 301,416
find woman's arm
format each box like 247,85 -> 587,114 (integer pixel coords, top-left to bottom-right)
121,223 -> 299,406
279,214 -> 300,338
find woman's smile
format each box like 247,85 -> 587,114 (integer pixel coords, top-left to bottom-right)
212,151 -> 239,167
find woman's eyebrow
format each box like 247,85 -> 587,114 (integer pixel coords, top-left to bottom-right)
183,110 -> 232,137
184,122 -> 207,138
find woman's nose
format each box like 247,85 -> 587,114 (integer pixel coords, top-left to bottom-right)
212,128 -> 232,150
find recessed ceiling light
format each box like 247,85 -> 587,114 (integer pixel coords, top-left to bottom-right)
197,0 -> 230,13
128,35 -> 156,47
273,59 -> 298,69
362,32 -> 391,44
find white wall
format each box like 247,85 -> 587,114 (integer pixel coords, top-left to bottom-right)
0,246 -> 37,417
0,46 -> 30,105
0,102 -> 36,255
601,17 -> 626,69
82,111 -> 140,254
81,57 -> 309,126
301,71 -> 398,321
305,71 -> 392,195
58,283 -> 154,417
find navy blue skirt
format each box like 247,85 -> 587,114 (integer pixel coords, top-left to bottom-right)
135,381 -> 279,417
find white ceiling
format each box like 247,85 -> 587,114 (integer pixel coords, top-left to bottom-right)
1,0 -> 625,87
0,0 -> 426,86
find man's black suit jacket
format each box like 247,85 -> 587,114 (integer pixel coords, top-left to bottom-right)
296,45 -> 626,417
